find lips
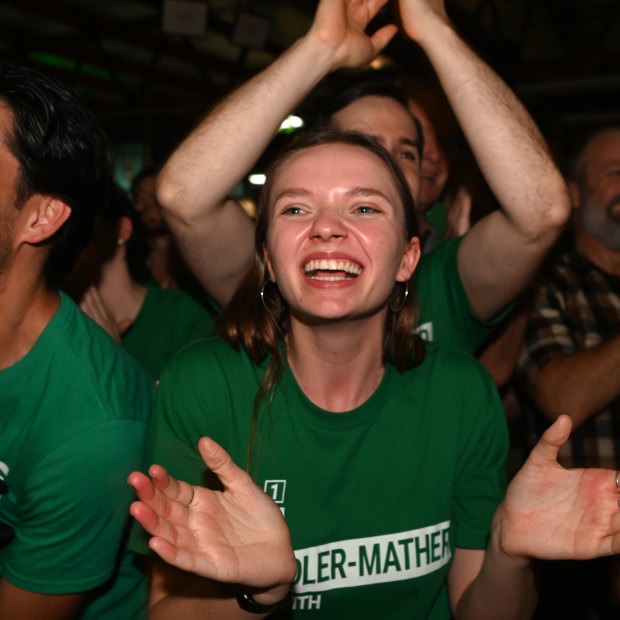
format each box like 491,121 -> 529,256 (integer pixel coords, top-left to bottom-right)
303,258 -> 362,281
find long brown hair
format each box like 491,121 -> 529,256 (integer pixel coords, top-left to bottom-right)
218,128 -> 426,470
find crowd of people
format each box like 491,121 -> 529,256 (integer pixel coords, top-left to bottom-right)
1,0 -> 620,619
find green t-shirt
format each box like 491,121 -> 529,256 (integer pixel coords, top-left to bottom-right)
122,284 -> 215,380
0,292 -> 154,620
416,236 -> 504,353
143,336 -> 508,619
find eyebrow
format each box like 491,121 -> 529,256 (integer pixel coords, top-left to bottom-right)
272,186 -> 395,204
345,186 -> 394,202
371,133 -> 422,157
272,188 -> 312,203
400,137 -> 422,156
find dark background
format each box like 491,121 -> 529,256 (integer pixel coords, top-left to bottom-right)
3,0 -> 618,173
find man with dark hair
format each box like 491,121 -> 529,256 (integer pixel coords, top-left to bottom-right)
0,62 -> 154,619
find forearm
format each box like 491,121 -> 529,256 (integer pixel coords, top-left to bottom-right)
0,578 -> 86,620
157,34 -> 339,225
400,2 -> 569,318
155,34 -> 338,306
532,333 -> 620,426
455,528 -> 536,620
412,17 -> 568,239
149,576 -> 291,620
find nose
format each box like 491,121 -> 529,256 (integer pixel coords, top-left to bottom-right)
309,208 -> 347,241
422,135 -> 441,166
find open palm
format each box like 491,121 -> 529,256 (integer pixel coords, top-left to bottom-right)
129,437 -> 297,587
498,415 -> 620,561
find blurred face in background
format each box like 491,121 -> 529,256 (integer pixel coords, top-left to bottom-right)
408,94 -> 457,210
133,174 -> 166,234
576,129 -> 620,251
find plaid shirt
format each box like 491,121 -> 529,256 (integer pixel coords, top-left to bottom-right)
518,250 -> 620,469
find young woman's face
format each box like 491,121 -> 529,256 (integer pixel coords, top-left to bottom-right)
264,143 -> 420,324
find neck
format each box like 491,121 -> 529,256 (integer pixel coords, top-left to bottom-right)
0,256 -> 60,370
285,311 -> 387,412
147,233 -> 177,289
576,228 -> 620,277
97,254 -> 147,324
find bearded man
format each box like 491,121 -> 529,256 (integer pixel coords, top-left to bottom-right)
519,127 -> 620,470
517,126 -> 620,620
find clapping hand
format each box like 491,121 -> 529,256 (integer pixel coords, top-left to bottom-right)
497,415 -> 620,562
128,437 -> 297,588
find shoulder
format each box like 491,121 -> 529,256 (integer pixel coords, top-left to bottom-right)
53,293 -> 154,423
418,342 -> 494,384
392,345 -> 507,453
160,335 -> 257,389
397,344 -> 502,422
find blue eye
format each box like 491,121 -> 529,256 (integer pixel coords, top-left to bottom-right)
283,206 -> 305,215
398,151 -> 417,162
355,205 -> 379,214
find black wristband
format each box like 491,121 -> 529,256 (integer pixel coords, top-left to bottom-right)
234,586 -> 292,614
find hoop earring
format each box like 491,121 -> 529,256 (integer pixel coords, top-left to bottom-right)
389,281 -> 409,313
260,280 -> 269,310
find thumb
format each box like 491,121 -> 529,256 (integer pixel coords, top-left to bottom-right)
529,414 -> 573,466
369,24 -> 398,55
198,437 -> 248,491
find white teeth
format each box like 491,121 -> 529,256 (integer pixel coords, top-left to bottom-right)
310,275 -> 349,281
303,259 -> 362,276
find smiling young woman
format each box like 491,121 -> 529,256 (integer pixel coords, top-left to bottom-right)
132,130 -> 515,619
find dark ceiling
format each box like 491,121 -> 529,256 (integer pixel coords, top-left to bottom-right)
2,0 -> 619,164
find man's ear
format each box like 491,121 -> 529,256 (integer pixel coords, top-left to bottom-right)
20,197 -> 72,245
262,242 -> 276,282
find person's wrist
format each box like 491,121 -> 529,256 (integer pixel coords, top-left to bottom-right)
405,16 -> 454,52
490,505 -> 532,570
298,28 -> 345,73
234,584 -> 292,614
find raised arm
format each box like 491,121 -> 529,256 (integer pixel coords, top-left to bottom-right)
399,0 -> 570,320
448,415 -> 620,620
157,0 -> 397,307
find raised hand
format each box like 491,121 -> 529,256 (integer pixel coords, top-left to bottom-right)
308,0 -> 398,70
128,437 -> 297,588
397,0 -> 451,44
497,415 -> 620,561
